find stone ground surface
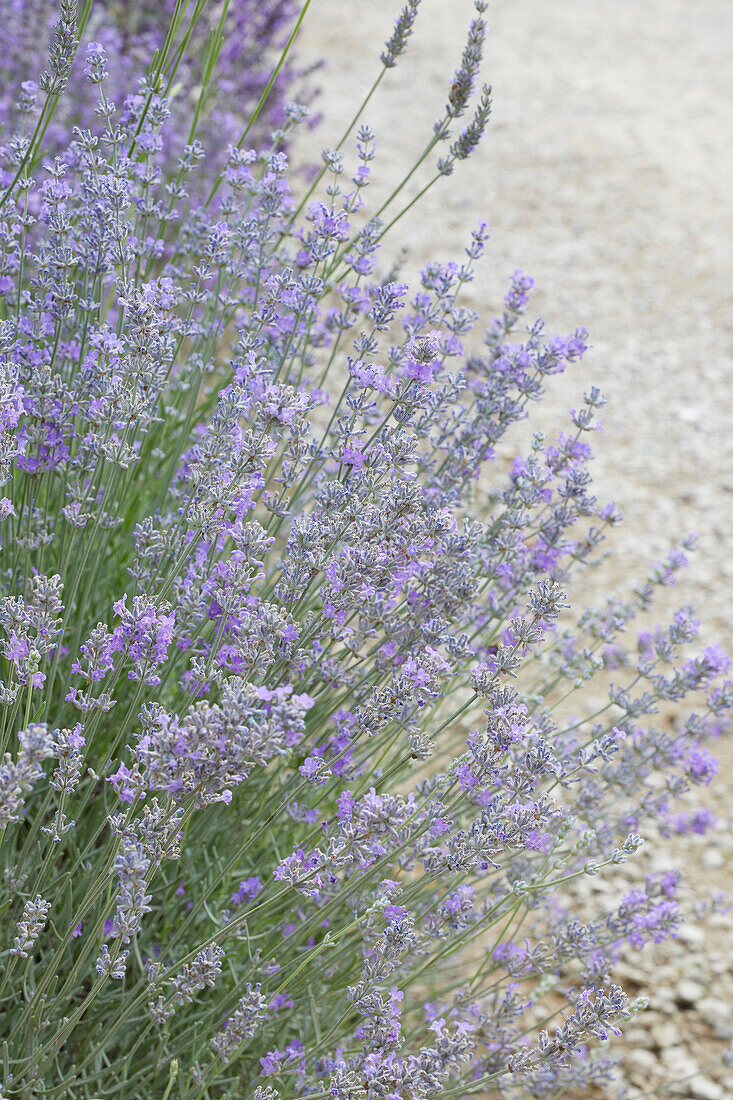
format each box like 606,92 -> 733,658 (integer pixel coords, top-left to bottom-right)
290,2 -> 733,1096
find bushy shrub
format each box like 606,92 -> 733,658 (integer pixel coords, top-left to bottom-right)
0,0 -> 316,180
0,2 -> 728,1097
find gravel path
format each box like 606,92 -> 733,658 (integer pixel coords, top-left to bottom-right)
292,2 -> 733,1095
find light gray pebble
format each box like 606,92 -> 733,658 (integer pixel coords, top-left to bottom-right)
677,924 -> 707,948
626,1047 -> 662,1077
701,848 -> 724,870
624,1026 -> 655,1050
687,1078 -> 725,1100
652,988 -> 678,1016
675,978 -> 706,1007
664,1045 -> 699,1077
697,997 -> 733,1040
652,1020 -> 684,1050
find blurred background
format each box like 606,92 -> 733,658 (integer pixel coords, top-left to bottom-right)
292,0 -> 733,645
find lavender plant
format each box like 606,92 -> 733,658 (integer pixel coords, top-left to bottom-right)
0,0 -> 316,184
0,1 -> 729,1098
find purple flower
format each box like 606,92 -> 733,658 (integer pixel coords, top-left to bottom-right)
231,877 -> 262,907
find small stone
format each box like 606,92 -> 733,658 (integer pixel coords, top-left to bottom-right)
649,850 -> 678,873
624,1026 -> 655,1050
626,1048 -> 661,1074
698,997 -> 731,1024
665,1046 -> 699,1081
677,923 -> 706,948
652,1020 -> 683,1050
701,848 -> 724,870
655,963 -> 678,980
688,1077 -> 724,1100
675,978 -> 706,1007
652,985 -> 677,1014
697,997 -> 733,1040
